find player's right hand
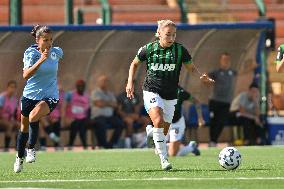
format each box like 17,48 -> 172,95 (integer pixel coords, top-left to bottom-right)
126,81 -> 134,99
40,48 -> 49,62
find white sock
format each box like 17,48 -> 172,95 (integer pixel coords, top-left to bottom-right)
176,143 -> 194,156
146,125 -> 153,137
153,128 -> 168,160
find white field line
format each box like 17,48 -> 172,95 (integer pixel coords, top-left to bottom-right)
1,177 -> 284,183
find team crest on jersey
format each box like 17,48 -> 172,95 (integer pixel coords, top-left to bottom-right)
150,63 -> 175,71
50,52 -> 57,60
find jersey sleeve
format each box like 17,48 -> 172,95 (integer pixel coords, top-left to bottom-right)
136,45 -> 147,62
182,46 -> 192,64
23,49 -> 37,70
276,45 -> 284,64
53,47 -> 63,59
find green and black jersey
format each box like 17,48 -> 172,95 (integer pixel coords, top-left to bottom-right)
276,44 -> 284,64
172,86 -> 192,123
136,40 -> 192,100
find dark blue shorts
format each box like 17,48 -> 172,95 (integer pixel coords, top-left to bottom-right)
21,96 -> 59,117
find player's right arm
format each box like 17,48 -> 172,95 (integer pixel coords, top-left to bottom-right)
23,48 -> 49,80
126,46 -> 146,99
126,57 -> 141,99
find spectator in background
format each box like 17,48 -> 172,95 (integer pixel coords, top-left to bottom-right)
91,75 -> 124,148
231,83 -> 265,145
0,80 -> 19,151
117,80 -> 148,148
62,80 -> 90,150
208,54 -> 258,147
208,52 -> 237,147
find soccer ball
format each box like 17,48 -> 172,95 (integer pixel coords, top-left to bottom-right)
218,147 -> 242,170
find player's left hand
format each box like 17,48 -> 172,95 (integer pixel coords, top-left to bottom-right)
200,73 -> 215,84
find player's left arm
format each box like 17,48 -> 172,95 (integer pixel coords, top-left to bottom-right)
182,53 -> 214,84
182,46 -> 214,83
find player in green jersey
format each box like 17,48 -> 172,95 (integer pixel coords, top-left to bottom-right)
126,20 -> 213,170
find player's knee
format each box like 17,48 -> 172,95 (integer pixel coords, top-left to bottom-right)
152,116 -> 164,128
29,110 -> 39,122
20,123 -> 29,132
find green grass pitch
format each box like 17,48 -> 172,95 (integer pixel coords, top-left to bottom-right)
0,146 -> 284,189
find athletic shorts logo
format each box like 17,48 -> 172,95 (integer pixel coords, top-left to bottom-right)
150,97 -> 157,103
175,128 -> 179,134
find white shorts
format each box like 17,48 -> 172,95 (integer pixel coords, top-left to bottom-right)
166,116 -> 186,142
143,91 -> 177,123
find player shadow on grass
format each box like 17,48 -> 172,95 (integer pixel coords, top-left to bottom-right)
46,168 -> 271,174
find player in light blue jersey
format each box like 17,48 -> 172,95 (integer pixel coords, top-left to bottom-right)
14,25 -> 63,173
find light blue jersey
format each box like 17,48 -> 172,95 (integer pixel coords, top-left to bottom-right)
22,44 -> 63,100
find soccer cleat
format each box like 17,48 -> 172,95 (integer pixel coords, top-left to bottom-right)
146,125 -> 154,148
161,158 -> 172,171
26,148 -> 36,163
189,141 -> 201,156
14,156 -> 24,173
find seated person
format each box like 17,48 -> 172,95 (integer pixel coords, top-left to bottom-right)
117,80 -> 149,148
0,81 -> 20,151
91,75 -> 124,148
230,83 -> 265,145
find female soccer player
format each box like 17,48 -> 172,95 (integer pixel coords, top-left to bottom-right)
126,20 -> 213,170
14,25 -> 63,173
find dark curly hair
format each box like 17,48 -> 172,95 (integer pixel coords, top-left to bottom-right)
30,24 -> 52,38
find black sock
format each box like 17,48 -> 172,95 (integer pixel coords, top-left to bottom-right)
16,132 -> 29,158
28,121 -> 39,149
4,136 -> 11,149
